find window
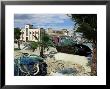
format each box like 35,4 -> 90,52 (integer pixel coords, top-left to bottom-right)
22,32 -> 24,34
26,37 -> 28,41
35,31 -> 38,34
26,28 -> 28,36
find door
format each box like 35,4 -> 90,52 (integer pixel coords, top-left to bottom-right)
26,37 -> 28,41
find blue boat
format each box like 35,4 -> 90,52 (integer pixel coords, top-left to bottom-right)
14,53 -> 47,76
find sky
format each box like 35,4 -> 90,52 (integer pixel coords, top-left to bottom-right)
14,14 -> 75,30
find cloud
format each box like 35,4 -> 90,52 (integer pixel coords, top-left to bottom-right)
15,14 -> 72,24
14,14 -> 74,30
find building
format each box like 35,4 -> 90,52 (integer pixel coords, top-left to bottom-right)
61,29 -> 69,35
20,24 -> 40,42
47,28 -> 68,37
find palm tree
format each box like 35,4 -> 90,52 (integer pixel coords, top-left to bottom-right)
40,32 -> 55,58
14,28 -> 22,49
30,41 -> 38,52
33,28 -> 54,58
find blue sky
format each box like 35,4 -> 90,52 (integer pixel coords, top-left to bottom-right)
14,14 -> 75,30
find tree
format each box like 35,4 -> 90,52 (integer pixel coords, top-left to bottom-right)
14,28 -> 21,49
30,41 -> 38,52
70,14 -> 97,75
34,29 -> 54,58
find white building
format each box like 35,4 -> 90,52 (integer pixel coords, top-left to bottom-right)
47,28 -> 69,36
20,24 -> 40,42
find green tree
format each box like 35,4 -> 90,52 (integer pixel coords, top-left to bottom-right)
34,29 -> 54,58
14,28 -> 21,49
30,41 -> 38,52
70,14 -> 97,75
